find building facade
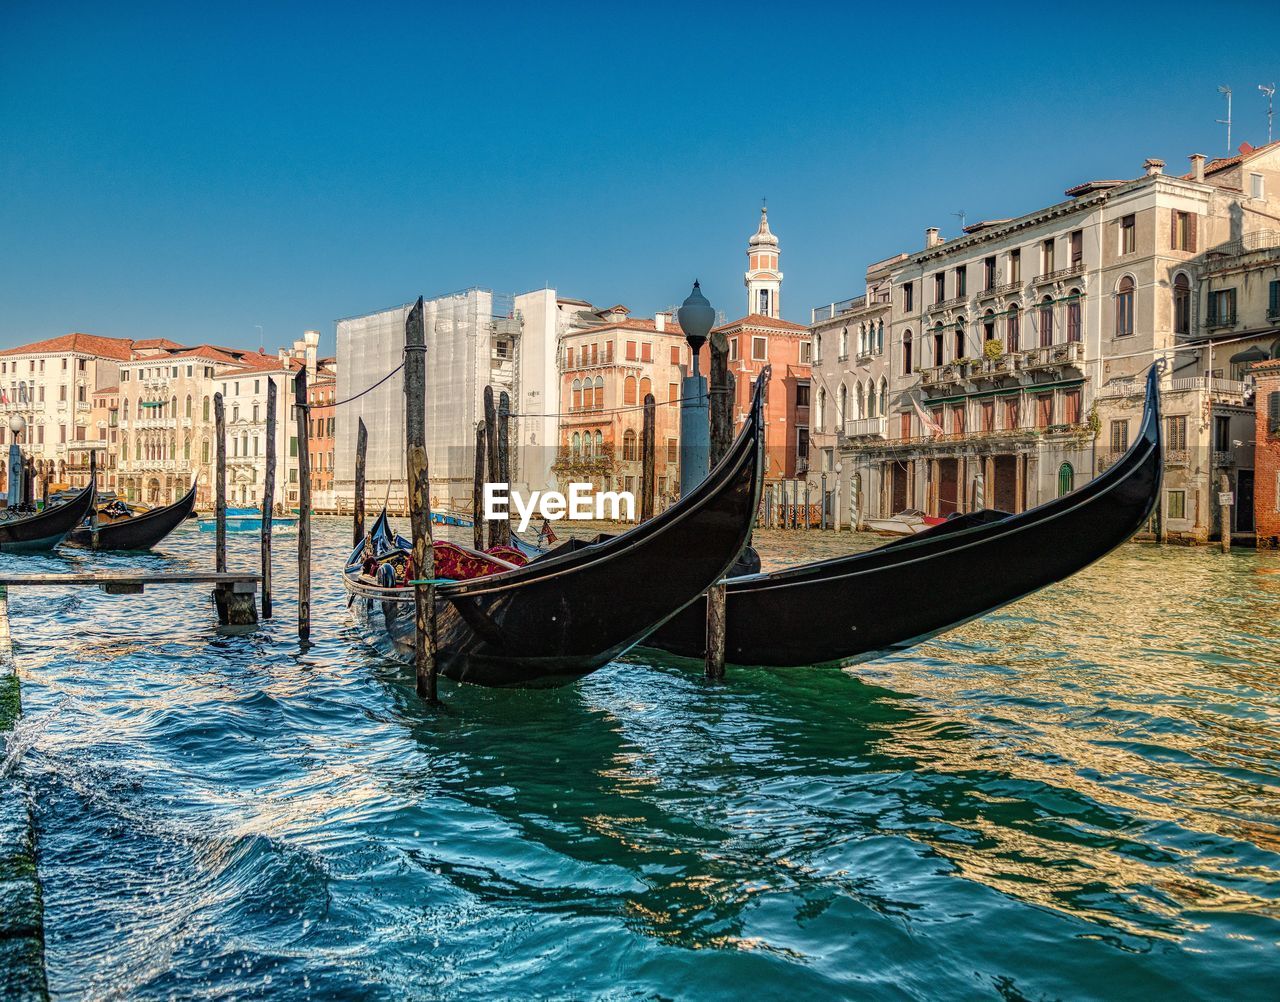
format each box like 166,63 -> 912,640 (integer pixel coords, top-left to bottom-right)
1254,357 -> 1280,546
309,356 -> 337,513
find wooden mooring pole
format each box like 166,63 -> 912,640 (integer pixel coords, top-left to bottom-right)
405,297 -> 439,704
296,366 -> 311,643
1219,473 -> 1232,554
640,393 -> 656,521
261,379 -> 276,619
353,417 -> 367,547
495,391 -> 511,547
483,385 -> 499,549
705,335 -> 734,681
214,392 -> 227,573
472,421 -> 485,550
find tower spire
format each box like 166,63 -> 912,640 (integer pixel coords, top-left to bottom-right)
745,202 -> 782,318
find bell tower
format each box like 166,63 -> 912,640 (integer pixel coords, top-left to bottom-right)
745,202 -> 782,318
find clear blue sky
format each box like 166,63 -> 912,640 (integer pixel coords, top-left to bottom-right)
2,1 -> 1277,354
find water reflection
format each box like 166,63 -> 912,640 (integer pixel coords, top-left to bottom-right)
5,521 -> 1280,999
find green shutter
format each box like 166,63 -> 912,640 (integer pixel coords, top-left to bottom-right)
1270,391 -> 1280,435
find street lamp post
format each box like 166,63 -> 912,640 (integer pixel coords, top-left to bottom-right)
834,461 -> 843,531
677,281 -> 714,498
7,415 -> 25,508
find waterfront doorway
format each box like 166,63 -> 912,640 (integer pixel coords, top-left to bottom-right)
1237,470 -> 1255,533
891,462 -> 907,514
993,454 -> 1018,512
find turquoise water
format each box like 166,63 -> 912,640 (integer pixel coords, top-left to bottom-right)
5,520 -> 1280,999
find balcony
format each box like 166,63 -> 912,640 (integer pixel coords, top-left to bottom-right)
927,294 -> 969,314
1022,341 -> 1084,371
1169,375 -> 1248,404
1205,309 -> 1238,329
1213,450 -> 1233,468
972,352 -> 1022,380
919,362 -> 969,388
1165,449 -> 1190,466
811,295 -> 866,323
977,280 -> 1022,300
843,417 -> 887,439
1033,263 -> 1085,286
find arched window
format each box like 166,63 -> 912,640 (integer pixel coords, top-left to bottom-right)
185,395 -> 192,418
571,432 -> 582,457
184,439 -> 191,460
171,395 -> 177,418
838,383 -> 848,426
623,429 -> 638,461
877,320 -> 885,354
840,326 -> 849,358
1039,296 -> 1054,346
814,332 -> 823,360
1058,462 -> 1075,497
858,323 -> 867,355
624,376 -> 637,406
594,430 -> 602,456
202,440 -> 209,465
1066,288 -> 1083,342
902,330 -> 913,375
1007,304 -> 1021,352
582,431 -> 593,458
816,387 -> 826,429
572,378 -> 582,411
252,403 -> 260,423
1173,273 -> 1191,335
202,396 -> 210,422
954,318 -> 966,361
1116,276 -> 1135,337
593,376 -> 604,410
854,381 -> 865,421
121,437 -> 128,461
122,399 -> 130,421
933,322 -> 945,365
879,377 -> 888,416
232,404 -> 239,422
639,376 -> 652,402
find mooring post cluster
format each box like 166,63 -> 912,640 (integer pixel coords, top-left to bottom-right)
403,297 -> 439,704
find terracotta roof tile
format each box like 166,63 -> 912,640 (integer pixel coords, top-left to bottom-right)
714,313 -> 809,333
0,332 -> 136,360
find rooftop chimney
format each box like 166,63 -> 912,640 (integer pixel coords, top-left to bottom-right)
925,227 -> 941,249
1189,153 -> 1206,182
655,312 -> 666,332
1143,158 -> 1165,177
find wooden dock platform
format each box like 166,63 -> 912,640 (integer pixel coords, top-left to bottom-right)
0,573 -> 261,625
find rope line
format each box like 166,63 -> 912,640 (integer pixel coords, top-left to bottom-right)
332,361 -> 406,408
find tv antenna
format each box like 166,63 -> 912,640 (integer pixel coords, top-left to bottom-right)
1217,85 -> 1232,152
255,324 -> 263,351
1262,83 -> 1276,144
952,209 -> 966,232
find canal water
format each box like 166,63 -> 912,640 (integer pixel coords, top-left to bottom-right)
5,519 -> 1280,999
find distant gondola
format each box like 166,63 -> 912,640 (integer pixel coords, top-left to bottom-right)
0,482 -> 97,553
644,364 -> 1164,669
343,372 -> 768,687
64,479 -> 198,551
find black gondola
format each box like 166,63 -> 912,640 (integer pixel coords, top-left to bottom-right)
343,371 -> 768,687
645,364 -> 1164,669
0,482 -> 97,553
63,479 -> 198,551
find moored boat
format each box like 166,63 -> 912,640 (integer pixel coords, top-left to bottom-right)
644,364 -> 1164,669
343,372 -> 768,687
0,482 -> 97,553
197,508 -> 299,533
64,479 -> 199,551
862,509 -> 943,536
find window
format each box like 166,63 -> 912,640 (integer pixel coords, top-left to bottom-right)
876,320 -> 885,354
903,282 -> 915,312
1167,490 -> 1186,520
900,412 -> 913,439
639,376 -> 651,401
1209,288 -> 1237,326
1120,214 -> 1136,255
1070,229 -> 1083,266
729,338 -> 739,361
1250,172 -> 1265,200
1269,280 -> 1280,320
934,272 -> 946,302
752,337 -> 767,361
670,345 -> 681,366
1058,463 -> 1075,497
982,311 -> 996,344
816,388 -> 826,429
624,376 -> 637,405
571,379 -> 582,411
1041,239 -> 1055,275
1115,276 -> 1135,336
980,400 -> 995,431
1172,210 -> 1195,251
758,289 -> 771,316
1009,248 -> 1021,283
950,405 -> 965,435
983,256 -> 996,290
1164,273 -> 1191,337
1061,389 -> 1081,425
839,326 -> 848,358
954,266 -> 967,297
837,384 -> 848,426
1039,297 -> 1054,346
565,346 -> 574,368
1214,415 -> 1231,452
668,382 -> 679,403
622,430 -> 638,461
625,341 -> 637,361
1035,394 -> 1053,428
953,322 -> 964,361
666,438 -> 678,463
641,342 -> 653,363
593,376 -> 604,410
289,436 -> 298,457
933,324 -> 945,365
1005,398 -> 1019,429
1166,415 -> 1187,452
1007,305 -> 1020,352
799,340 -> 812,365
1110,419 -> 1129,453
795,382 -> 810,407
902,331 -> 913,375
797,426 -> 809,461
1066,290 -> 1082,342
